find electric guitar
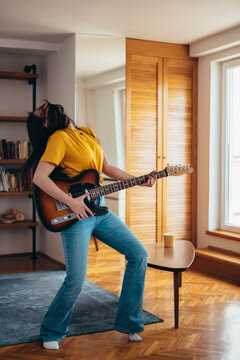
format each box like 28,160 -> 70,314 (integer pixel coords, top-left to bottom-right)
34,164 -> 193,232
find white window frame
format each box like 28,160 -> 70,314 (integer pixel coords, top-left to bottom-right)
221,57 -> 240,233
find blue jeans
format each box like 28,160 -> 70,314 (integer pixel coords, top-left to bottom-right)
40,198 -> 148,343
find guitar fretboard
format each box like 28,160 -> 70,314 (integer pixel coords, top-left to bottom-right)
88,170 -> 167,199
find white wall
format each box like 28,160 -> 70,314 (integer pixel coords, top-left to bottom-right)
76,67 -> 126,221
190,27 -> 240,252
77,67 -> 125,166
91,81 -> 125,165
40,35 -> 76,264
76,78 -> 87,126
0,53 -> 46,255
46,35 -> 76,120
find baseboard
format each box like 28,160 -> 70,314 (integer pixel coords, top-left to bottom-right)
38,252 -> 65,268
191,246 -> 240,282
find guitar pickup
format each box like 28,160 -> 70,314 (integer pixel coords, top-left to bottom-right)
55,199 -> 68,211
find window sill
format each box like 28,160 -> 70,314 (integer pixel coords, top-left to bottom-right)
206,230 -> 240,242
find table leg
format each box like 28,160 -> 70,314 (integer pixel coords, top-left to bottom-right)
92,236 -> 99,251
179,272 -> 182,287
173,271 -> 179,329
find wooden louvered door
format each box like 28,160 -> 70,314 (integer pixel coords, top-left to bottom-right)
125,39 -> 197,245
125,54 -> 160,243
162,58 -> 197,242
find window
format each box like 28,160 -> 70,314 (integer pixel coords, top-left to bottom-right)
221,58 -> 240,232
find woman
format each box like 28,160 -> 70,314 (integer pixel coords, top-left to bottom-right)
23,100 -> 156,350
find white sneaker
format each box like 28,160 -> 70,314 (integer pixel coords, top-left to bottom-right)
128,333 -> 142,342
43,341 -> 59,350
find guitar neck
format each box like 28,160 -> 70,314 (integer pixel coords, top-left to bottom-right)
89,169 -> 168,199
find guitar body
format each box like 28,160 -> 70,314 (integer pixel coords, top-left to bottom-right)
34,169 -> 108,232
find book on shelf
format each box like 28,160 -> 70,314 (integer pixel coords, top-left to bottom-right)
0,166 -> 33,192
0,139 -> 31,159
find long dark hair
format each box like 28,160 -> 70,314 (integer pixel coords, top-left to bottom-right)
21,100 -> 72,180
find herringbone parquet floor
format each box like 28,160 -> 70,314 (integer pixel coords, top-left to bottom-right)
0,241 -> 239,360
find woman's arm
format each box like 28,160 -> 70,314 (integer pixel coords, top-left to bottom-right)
33,161 -> 94,220
102,154 -> 156,187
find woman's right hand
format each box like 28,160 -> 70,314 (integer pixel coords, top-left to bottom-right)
67,193 -> 94,220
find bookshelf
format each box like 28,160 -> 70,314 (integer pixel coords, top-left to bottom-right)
0,116 -> 28,122
0,191 -> 33,196
0,71 -> 39,80
0,65 -> 39,260
0,159 -> 27,164
0,220 -> 38,229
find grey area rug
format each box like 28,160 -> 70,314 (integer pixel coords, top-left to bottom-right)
0,270 -> 163,347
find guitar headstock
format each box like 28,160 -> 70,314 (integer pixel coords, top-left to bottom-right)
165,164 -> 193,176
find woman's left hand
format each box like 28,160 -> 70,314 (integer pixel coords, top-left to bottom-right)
141,170 -> 157,187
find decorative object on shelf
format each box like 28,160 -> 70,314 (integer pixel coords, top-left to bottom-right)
0,208 -> 24,224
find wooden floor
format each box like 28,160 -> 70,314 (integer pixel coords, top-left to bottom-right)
0,241 -> 240,360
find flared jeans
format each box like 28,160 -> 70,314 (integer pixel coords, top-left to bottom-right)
40,199 -> 148,343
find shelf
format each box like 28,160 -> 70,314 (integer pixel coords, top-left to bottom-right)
0,220 -> 39,229
0,71 -> 39,80
0,116 -> 27,122
0,159 -> 26,164
0,191 -> 33,196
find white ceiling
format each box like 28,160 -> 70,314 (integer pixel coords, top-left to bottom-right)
76,35 -> 125,78
1,0 -> 240,44
1,0 -> 240,79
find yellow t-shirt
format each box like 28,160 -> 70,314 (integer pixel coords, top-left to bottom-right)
40,127 -> 104,182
